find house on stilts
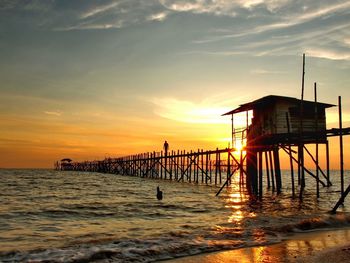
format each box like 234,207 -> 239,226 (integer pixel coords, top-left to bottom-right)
223,95 -> 334,197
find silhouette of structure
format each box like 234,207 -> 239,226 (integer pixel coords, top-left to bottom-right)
55,55 -> 350,212
55,94 -> 350,211
56,158 -> 72,170
222,95 -> 334,198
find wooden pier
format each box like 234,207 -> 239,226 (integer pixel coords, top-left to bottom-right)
56,94 -> 350,212
56,148 -> 247,197
56,55 -> 350,212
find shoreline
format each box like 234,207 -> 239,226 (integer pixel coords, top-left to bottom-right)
162,228 -> 350,262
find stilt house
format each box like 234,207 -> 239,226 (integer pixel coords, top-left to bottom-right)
223,95 -> 334,147
223,95 -> 334,195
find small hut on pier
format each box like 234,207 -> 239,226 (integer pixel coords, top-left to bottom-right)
223,95 -> 334,145
223,95 -> 334,195
60,158 -> 73,170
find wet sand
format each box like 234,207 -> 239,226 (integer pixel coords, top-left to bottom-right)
163,228 -> 350,262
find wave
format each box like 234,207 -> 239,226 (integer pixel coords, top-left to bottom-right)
264,212 -> 350,233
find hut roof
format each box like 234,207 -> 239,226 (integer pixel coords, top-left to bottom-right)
222,95 -> 334,116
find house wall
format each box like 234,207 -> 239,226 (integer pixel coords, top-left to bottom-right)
250,100 -> 327,138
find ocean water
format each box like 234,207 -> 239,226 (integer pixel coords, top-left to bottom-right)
0,169 -> 350,262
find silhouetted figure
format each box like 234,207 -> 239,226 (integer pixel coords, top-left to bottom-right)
163,140 -> 169,156
156,186 -> 163,200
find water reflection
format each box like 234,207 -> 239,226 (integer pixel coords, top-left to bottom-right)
223,175 -> 256,225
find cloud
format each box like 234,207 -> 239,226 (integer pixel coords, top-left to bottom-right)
251,69 -> 286,74
44,110 -> 62,116
2,0 -> 349,34
193,1 -> 350,44
344,37 -> 350,46
80,2 -> 120,19
1,0 -> 349,63
307,48 -> 350,60
147,11 -> 169,21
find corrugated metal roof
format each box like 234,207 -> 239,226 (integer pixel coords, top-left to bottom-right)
222,95 -> 335,116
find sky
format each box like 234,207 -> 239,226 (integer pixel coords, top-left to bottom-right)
0,0 -> 350,168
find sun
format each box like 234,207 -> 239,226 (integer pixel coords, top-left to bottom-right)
234,140 -> 245,152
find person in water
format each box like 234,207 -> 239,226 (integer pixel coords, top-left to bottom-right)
156,186 -> 163,200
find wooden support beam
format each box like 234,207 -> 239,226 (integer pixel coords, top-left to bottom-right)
314,83 -> 320,198
269,150 -> 275,192
286,111 -> 295,197
246,147 -> 258,195
281,146 -> 326,187
273,147 -> 282,194
332,183 -> 350,213
339,96 -> 344,196
215,149 -> 218,185
258,151 -> 263,199
215,166 -> 239,196
326,141 -> 330,187
303,145 -> 331,186
265,151 -> 270,189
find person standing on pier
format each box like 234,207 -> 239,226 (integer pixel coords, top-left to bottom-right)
163,140 -> 169,156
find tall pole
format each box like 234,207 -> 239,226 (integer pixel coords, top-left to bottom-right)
286,112 -> 295,198
299,53 -> 306,199
339,96 -> 344,196
231,114 -> 234,149
326,141 -> 330,186
301,53 -> 305,101
314,82 -> 320,198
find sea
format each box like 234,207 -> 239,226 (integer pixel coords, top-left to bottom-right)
0,169 -> 350,262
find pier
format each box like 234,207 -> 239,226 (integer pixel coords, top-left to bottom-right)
56,94 -> 350,211
56,55 -> 350,212
56,147 -> 245,197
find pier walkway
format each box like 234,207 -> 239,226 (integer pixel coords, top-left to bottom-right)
57,148 -> 247,196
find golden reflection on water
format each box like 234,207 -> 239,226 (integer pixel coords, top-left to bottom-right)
224,176 -> 256,225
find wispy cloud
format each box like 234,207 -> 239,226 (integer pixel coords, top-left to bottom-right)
1,0 -> 349,62
80,2 -> 120,19
147,11 -> 169,21
44,110 -> 62,116
251,69 -> 286,74
307,48 -> 350,60
193,2 -> 350,44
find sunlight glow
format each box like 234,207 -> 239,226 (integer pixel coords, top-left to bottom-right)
152,97 -> 232,124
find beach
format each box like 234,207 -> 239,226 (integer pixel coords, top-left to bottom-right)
165,228 -> 350,262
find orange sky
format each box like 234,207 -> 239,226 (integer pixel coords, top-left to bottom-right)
1,1 -> 350,168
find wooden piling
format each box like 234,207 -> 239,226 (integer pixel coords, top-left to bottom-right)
339,96 -> 344,196
227,149 -> 231,187
298,144 -> 305,200
246,147 -> 258,195
314,83 -> 320,198
286,112 -> 295,197
215,149 -> 218,185
218,151 -> 222,185
326,141 -> 330,186
240,150 -> 244,186
273,147 -> 282,194
269,150 -> 275,192
258,151 -> 263,199
265,151 -> 271,189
